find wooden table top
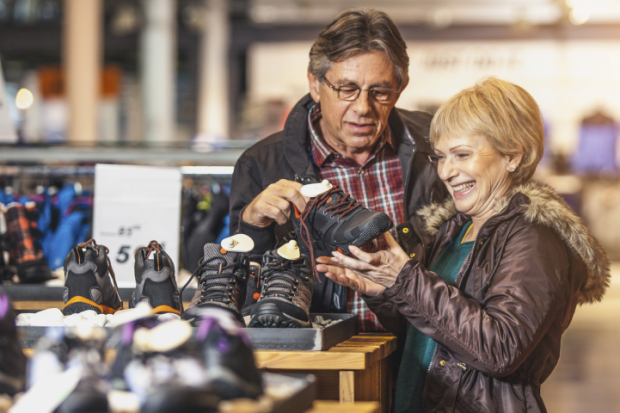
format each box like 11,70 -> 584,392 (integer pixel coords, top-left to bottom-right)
254,333 -> 397,370
23,334 -> 397,370
307,401 -> 380,413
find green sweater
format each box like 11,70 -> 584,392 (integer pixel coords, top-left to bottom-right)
394,222 -> 474,413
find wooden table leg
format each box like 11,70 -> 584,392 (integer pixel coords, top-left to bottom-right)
340,371 -> 355,403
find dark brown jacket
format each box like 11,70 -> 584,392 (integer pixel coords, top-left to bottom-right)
365,181 -> 610,413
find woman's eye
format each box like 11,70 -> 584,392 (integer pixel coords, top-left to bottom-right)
456,153 -> 470,159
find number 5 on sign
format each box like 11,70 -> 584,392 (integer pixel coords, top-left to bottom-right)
93,164 -> 182,287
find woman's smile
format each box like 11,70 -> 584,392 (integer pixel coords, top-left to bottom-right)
451,181 -> 476,198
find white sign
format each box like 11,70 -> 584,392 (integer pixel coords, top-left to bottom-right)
0,61 -> 17,143
93,164 -> 182,287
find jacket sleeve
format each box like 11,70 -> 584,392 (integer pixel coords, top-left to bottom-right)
229,154 -> 277,254
367,223 -> 571,377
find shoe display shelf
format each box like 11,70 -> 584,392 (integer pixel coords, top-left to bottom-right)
6,283 -> 359,351
18,329 -> 395,413
254,333 -> 397,413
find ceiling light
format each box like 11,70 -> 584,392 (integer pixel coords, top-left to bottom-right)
15,88 -> 34,110
429,8 -> 453,29
569,7 -> 590,25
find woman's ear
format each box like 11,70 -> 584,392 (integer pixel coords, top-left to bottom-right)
507,152 -> 524,172
308,71 -> 321,103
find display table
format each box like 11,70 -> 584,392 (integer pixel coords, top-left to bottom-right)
307,401 -> 380,413
255,334 -> 397,413
10,286 -> 397,412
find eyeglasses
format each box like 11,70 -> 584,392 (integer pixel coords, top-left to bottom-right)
323,77 -> 400,104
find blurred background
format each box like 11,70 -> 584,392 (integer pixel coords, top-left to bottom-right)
1,1 -> 620,410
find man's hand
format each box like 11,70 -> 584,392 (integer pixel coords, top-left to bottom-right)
242,179 -> 309,228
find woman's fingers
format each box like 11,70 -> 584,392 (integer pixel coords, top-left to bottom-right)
348,245 -> 379,264
316,256 -> 337,265
384,232 -> 399,248
332,251 -> 377,271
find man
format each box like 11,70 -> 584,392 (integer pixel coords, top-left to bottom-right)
230,9 -> 447,331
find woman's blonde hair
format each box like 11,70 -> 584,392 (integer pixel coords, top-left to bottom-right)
429,77 -> 544,184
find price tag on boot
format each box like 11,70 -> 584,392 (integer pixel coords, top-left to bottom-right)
92,164 -> 182,287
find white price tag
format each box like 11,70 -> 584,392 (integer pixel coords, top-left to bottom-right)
93,164 -> 182,287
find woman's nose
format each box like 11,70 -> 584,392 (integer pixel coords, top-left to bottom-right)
438,158 -> 458,182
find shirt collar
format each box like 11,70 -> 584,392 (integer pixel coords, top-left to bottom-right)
307,103 -> 394,167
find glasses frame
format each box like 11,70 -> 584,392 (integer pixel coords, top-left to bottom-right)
323,77 -> 401,104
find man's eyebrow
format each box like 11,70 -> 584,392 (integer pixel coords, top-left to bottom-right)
371,81 -> 395,88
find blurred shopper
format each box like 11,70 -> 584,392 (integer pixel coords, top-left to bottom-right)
316,78 -> 610,412
230,9 -> 447,329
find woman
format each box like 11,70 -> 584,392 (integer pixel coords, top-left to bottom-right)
316,78 -> 610,413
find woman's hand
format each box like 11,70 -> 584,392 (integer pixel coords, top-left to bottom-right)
316,232 -> 411,296
316,256 -> 387,296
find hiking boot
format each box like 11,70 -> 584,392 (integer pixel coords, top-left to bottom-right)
62,239 -> 123,316
123,319 -> 220,411
140,386 -> 219,413
241,261 -> 262,319
292,180 -> 393,264
131,241 -> 182,315
0,288 -> 26,397
5,202 -> 53,283
27,326 -> 110,413
249,241 -> 313,328
196,311 -> 262,400
108,302 -> 159,390
181,235 -> 253,326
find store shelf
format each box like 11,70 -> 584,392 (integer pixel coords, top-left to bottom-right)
0,146 -> 247,165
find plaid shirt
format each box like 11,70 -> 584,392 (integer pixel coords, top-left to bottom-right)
307,104 -> 406,332
6,203 -> 44,265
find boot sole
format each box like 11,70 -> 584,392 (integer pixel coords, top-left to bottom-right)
63,301 -> 101,316
248,303 -> 311,328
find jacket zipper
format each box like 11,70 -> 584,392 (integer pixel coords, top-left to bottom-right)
427,221 -> 488,382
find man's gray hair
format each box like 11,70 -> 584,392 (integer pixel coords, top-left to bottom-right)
308,9 -> 409,88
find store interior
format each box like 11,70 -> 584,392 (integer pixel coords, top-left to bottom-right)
2,0 -> 620,412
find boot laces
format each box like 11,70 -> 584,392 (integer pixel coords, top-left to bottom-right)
297,185 -> 361,278
135,241 -> 164,271
76,239 -> 120,294
180,256 -> 242,306
261,251 -> 310,302
136,240 -> 163,260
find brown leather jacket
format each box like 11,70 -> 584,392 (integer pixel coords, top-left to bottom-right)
366,181 -> 610,413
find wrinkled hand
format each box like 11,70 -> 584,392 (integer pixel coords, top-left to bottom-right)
242,179 -> 309,227
316,232 -> 411,296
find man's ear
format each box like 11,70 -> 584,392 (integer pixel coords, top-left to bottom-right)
308,71 -> 320,103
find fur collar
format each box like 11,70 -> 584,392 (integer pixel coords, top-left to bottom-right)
417,180 -> 610,304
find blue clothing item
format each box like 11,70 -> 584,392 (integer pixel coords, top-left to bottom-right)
572,123 -> 618,174
394,222 -> 474,413
46,210 -> 89,270
0,190 -> 15,205
215,215 -> 230,244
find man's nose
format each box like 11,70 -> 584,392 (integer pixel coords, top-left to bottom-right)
352,89 -> 371,115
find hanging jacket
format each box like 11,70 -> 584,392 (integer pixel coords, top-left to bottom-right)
365,181 -> 610,413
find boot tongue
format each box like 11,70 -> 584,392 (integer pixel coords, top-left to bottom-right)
202,244 -> 240,278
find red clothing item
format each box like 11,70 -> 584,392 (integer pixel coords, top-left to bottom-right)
307,104 -> 405,331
